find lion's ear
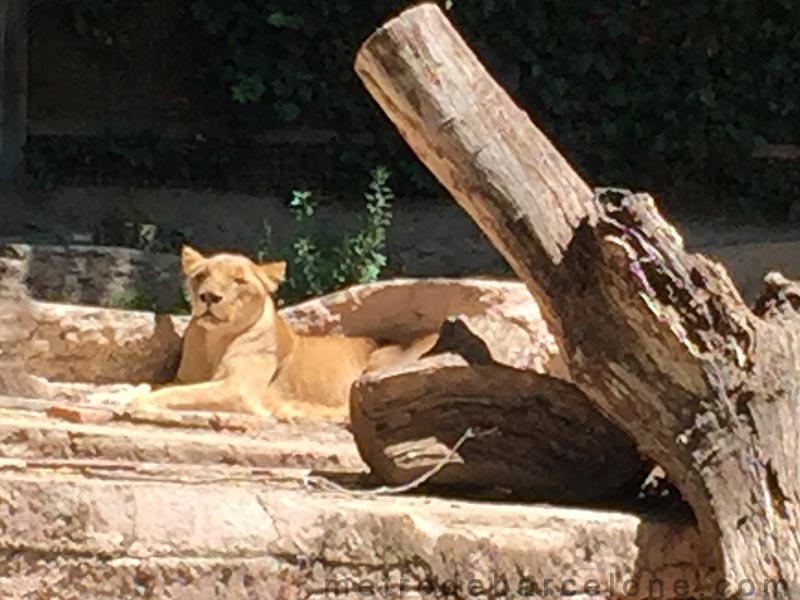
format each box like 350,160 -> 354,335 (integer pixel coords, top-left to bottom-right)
181,245 -> 205,274
257,261 -> 286,293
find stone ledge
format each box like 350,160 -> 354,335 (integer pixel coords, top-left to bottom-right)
24,301 -> 187,383
0,408 -> 364,473
20,277 -> 562,384
0,467 -> 710,599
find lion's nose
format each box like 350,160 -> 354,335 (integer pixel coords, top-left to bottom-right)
199,291 -> 222,305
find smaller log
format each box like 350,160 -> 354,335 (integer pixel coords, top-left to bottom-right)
351,352 -> 647,502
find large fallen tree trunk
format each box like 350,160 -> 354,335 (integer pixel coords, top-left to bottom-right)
355,3 -> 799,596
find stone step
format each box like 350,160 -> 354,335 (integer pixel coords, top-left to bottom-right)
0,463 -> 708,599
0,399 -> 364,473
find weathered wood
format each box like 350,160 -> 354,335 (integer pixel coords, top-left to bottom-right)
0,0 -> 28,182
356,3 -> 799,595
356,6 -> 595,346
351,352 -> 647,503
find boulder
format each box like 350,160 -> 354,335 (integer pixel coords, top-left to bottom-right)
22,278 -> 565,385
24,302 -> 187,384
282,277 -> 566,375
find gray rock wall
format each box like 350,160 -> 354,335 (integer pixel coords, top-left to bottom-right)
4,186 -> 800,308
5,237 -> 800,312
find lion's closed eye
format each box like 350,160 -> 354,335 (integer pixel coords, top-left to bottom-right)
233,277 -> 247,285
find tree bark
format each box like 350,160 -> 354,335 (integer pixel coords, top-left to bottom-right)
351,342 -> 647,503
355,3 -> 799,596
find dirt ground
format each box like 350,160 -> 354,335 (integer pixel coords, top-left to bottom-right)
4,184 -> 800,280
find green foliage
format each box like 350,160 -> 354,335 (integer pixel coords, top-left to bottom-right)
257,166 -> 394,305
71,0 -> 122,37
185,0 -> 800,219
41,1 -> 800,220
333,166 -> 394,285
106,287 -> 158,312
188,0 -> 371,126
107,285 -> 191,315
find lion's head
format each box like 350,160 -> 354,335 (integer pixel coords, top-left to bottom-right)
180,246 -> 286,333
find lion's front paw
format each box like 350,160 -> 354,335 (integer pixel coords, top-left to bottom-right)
265,405 -> 304,424
127,394 -> 154,413
86,383 -> 152,409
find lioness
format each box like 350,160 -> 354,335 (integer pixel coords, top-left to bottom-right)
121,245 -> 435,421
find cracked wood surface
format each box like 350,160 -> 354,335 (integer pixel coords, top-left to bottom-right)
351,353 -> 647,502
355,3 -> 800,594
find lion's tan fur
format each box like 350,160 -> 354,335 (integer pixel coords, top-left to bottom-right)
126,246 -> 434,421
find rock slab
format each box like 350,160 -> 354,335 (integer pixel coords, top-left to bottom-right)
0,463 -> 710,599
17,278 -> 563,386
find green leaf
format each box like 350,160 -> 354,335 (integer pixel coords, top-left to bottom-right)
267,12 -> 301,28
335,0 -> 352,14
231,75 -> 266,104
606,85 -> 627,107
276,101 -> 301,122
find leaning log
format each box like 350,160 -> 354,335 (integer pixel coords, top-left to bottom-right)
355,3 -> 799,596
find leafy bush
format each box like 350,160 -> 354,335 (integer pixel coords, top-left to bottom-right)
65,0 -> 800,220
106,287 -> 158,312
107,285 -> 190,314
186,0 -> 800,219
256,166 -> 394,304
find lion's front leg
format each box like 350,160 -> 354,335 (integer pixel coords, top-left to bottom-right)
128,379 -> 265,416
